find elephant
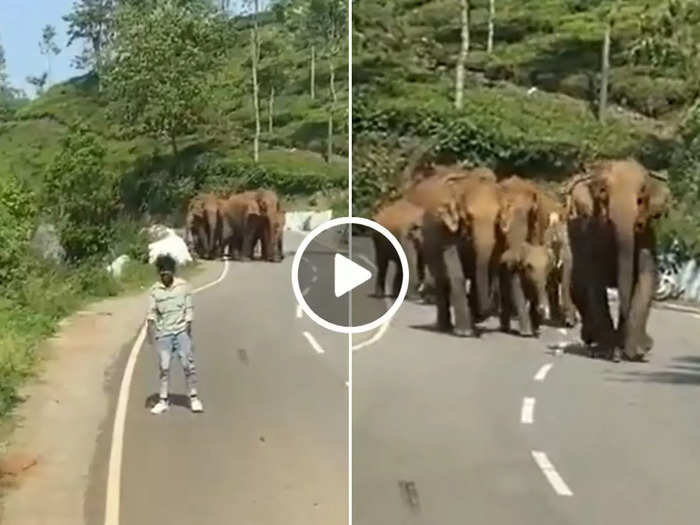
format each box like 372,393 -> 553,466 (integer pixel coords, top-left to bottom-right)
565,159 -> 669,362
220,192 -> 262,261
499,242 -> 552,335
496,176 -> 542,335
542,213 -> 578,327
372,198 -> 426,300
421,177 -> 503,337
270,207 -> 286,262
185,193 -> 222,259
240,189 -> 281,262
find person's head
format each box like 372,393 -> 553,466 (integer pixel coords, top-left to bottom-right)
155,254 -> 176,287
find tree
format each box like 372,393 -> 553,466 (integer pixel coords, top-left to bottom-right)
306,0 -> 346,161
63,0 -> 116,79
248,0 -> 262,162
598,1 -> 620,121
40,25 -> 61,86
103,0 -> 225,159
258,38 -> 288,134
27,72 -> 49,96
455,0 -> 470,109
43,125 -> 120,261
274,0 -> 320,100
487,0 -> 495,54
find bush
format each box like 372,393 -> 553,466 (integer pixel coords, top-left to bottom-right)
0,172 -> 37,284
43,125 -> 121,261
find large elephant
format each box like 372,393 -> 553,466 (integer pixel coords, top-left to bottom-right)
565,159 -> 669,361
240,189 -> 281,262
421,177 -> 503,336
372,198 -> 425,300
496,176 -> 542,335
185,193 -> 221,259
220,192 -> 262,261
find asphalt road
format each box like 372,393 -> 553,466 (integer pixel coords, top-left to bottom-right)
113,231 -> 348,525
351,236 -> 700,525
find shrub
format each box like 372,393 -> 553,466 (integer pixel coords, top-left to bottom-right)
43,125 -> 121,261
0,172 -> 37,284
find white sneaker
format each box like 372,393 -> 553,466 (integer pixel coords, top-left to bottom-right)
150,399 -> 170,415
190,396 -> 204,413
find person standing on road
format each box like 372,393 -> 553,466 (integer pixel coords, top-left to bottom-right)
147,254 -> 204,415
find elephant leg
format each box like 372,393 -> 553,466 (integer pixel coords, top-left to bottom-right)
403,239 -> 421,300
499,265 -> 513,333
196,224 -> 209,259
625,246 -> 655,360
444,244 -> 475,337
374,243 -> 389,298
546,270 -> 561,326
240,228 -> 254,261
510,271 -> 534,337
391,261 -> 403,298
589,280 -> 618,360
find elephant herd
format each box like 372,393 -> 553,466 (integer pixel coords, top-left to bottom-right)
184,188 -> 285,263
371,159 -> 670,363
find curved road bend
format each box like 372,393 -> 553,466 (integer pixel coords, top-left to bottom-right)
98,231 -> 347,525
351,235 -> 700,525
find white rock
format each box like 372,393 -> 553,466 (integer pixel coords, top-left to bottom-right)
143,224 -> 173,242
106,254 -> 131,278
148,231 -> 192,266
284,210 -> 333,232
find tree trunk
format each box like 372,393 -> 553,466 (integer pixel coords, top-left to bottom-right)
455,0 -> 470,110
310,45 -> 316,100
327,60 -> 335,163
250,9 -> 260,163
268,86 -> 274,133
487,0 -> 495,54
599,22 -> 611,121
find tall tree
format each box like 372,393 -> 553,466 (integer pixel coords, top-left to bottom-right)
40,25 -> 61,86
63,0 -> 116,79
103,0 -> 225,159
275,0 -> 320,100
599,1 -> 620,121
26,72 -> 49,96
455,0 -> 470,109
487,0 -> 495,54
307,0 -> 346,162
249,0 -> 261,162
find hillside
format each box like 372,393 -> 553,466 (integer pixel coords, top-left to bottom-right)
352,0 -> 697,218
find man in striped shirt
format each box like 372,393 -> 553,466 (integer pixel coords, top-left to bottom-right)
147,254 -> 204,414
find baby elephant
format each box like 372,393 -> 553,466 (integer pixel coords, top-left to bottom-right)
499,243 -> 552,336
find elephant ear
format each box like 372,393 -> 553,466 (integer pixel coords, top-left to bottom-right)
436,199 -> 461,233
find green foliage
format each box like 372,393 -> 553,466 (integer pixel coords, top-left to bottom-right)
104,0 -> 227,152
0,174 -> 37,284
43,125 -> 121,261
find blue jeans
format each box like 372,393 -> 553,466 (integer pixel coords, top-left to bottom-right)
155,331 -> 198,399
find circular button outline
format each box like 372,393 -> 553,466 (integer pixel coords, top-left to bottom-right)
290,217 -> 409,334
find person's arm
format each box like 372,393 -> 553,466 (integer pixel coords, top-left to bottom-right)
185,283 -> 194,336
146,289 -> 157,344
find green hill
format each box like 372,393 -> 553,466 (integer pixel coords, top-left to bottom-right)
352,0 -> 697,218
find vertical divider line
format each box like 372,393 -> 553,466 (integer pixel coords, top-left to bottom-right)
347,2 -> 353,523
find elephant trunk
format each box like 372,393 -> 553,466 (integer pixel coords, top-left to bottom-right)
474,223 -> 496,317
610,198 -> 636,322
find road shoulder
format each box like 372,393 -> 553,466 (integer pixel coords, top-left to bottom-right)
0,261 -> 222,525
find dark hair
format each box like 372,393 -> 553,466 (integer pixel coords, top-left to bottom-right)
155,254 -> 176,273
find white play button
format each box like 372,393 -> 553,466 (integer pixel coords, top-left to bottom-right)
334,253 -> 372,297
291,217 -> 409,334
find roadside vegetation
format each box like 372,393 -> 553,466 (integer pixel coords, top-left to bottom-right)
0,0 -> 348,418
352,0 -> 700,257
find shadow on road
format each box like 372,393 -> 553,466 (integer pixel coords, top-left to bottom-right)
144,393 -> 192,409
606,355 -> 700,386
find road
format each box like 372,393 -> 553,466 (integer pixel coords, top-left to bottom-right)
91,231 -> 348,525
351,235 -> 700,525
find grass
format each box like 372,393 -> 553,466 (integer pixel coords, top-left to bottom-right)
0,258 -> 202,420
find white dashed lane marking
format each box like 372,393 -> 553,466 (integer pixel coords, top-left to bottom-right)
521,397 -> 536,424
534,363 -> 553,382
302,331 -> 325,354
531,451 -> 574,496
